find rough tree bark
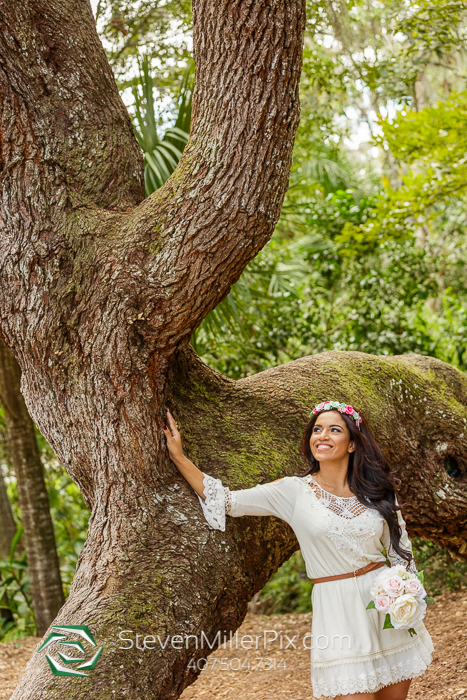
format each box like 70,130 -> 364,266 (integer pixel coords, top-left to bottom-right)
0,0 -> 465,699
0,340 -> 64,634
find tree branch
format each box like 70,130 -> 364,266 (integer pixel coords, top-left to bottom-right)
0,0 -> 144,211
110,0 -> 306,354
0,0 -> 305,368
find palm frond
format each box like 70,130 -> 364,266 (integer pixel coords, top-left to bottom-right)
132,57 -> 194,196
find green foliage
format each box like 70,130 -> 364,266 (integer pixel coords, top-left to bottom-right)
342,92 -> 467,249
0,527 -> 35,642
193,221 -> 443,378
44,461 -> 90,597
257,551 -> 313,615
188,0 -> 467,379
94,0 -> 193,89
4,433 -> 90,605
412,537 -> 467,596
132,55 -> 193,195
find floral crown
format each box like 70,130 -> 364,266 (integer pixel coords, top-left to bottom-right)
310,401 -> 362,430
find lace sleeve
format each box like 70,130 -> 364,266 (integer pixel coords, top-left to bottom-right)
381,496 -> 418,574
195,473 -> 234,531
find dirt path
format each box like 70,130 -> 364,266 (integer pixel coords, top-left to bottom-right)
2,586 -> 466,699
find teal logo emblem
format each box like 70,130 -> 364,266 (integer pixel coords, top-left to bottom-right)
37,625 -> 103,677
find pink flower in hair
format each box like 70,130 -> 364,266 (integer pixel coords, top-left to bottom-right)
345,405 -> 355,415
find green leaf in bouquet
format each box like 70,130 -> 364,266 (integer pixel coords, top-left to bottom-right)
408,627 -> 418,637
415,570 -> 424,584
366,600 -> 376,610
383,613 -> 394,629
425,597 -> 435,604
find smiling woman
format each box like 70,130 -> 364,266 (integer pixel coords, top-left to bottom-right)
163,403 -> 435,700
299,402 -> 419,572
308,411 -> 357,498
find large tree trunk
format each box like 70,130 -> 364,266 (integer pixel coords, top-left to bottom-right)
0,340 -> 65,634
0,0 -> 465,698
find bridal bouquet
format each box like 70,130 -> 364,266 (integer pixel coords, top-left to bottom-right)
366,565 -> 435,637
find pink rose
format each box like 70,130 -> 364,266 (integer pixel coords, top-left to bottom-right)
404,578 -> 424,597
382,575 -> 405,597
375,593 -> 392,613
345,405 -> 355,415
317,403 -> 325,411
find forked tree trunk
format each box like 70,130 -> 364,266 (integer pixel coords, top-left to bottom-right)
0,1 -> 466,699
0,340 -> 64,634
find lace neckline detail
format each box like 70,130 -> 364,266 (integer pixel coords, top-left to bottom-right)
301,474 -> 376,566
308,474 -> 358,501
302,474 -> 369,519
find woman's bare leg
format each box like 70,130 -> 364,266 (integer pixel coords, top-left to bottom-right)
333,678 -> 411,700
375,678 -> 412,700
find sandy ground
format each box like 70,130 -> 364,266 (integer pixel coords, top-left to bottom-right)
1,585 -> 466,699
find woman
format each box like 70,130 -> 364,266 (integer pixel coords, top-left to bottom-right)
162,401 -> 434,700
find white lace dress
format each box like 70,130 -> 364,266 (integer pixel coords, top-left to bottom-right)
196,472 -> 434,699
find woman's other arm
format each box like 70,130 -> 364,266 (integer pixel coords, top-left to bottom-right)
381,495 -> 418,574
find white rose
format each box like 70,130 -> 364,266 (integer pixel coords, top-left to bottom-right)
370,568 -> 390,597
382,574 -> 405,597
384,563 -> 408,579
370,579 -> 385,597
404,578 -> 425,598
389,594 -> 427,629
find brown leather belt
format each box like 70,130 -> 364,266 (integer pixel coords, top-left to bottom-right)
313,560 -> 386,584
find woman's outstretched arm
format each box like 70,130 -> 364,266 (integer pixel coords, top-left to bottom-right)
162,409 -> 206,499
163,408 -> 301,531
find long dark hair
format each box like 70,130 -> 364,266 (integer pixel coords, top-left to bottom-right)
296,407 -> 414,569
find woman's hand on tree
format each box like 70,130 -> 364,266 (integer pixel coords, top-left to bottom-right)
162,409 -> 184,463
162,409 -> 205,498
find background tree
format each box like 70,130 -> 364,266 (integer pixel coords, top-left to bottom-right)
0,466 -> 17,632
0,340 -> 64,635
0,465 -> 16,561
